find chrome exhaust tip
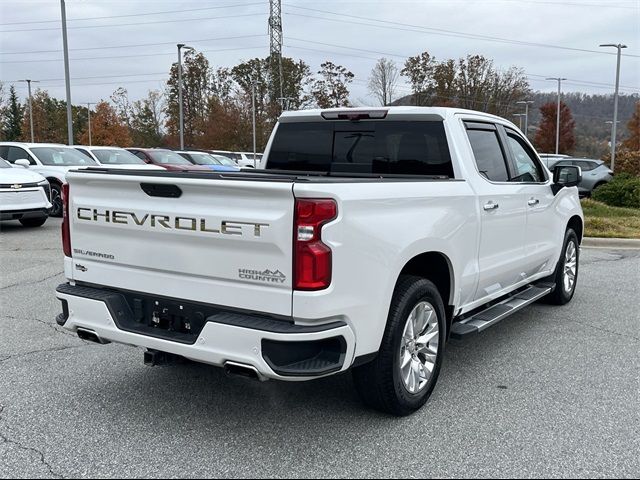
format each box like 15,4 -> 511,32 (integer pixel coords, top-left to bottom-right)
77,328 -> 110,345
224,361 -> 267,382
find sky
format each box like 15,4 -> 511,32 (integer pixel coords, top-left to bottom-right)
0,0 -> 639,109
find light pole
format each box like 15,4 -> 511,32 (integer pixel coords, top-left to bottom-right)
60,0 -> 73,145
86,102 -> 96,146
516,100 -> 534,138
18,79 -> 39,143
513,113 -> 526,130
251,79 -> 257,168
177,43 -> 194,150
546,77 -> 566,154
600,43 -> 627,172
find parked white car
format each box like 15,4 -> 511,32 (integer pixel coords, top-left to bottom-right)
0,142 -> 97,217
0,158 -> 52,227
74,146 -> 164,170
237,152 -> 262,168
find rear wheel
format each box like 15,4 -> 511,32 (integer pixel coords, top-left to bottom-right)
591,182 -> 607,194
19,216 -> 47,228
49,182 -> 63,217
352,276 -> 446,416
544,228 -> 579,305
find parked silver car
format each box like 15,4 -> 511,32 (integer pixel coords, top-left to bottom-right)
551,158 -> 613,196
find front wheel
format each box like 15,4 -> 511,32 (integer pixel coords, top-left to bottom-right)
544,228 -> 579,305
49,182 -> 63,217
19,216 -> 47,228
352,276 -> 446,416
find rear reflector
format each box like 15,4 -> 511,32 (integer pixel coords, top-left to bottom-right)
321,110 -> 388,121
62,183 -> 71,257
293,199 -> 337,291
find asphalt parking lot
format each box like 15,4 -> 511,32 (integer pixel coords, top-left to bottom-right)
0,218 -> 638,478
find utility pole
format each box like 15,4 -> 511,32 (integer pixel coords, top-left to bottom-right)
86,102 -> 96,146
18,79 -> 39,143
177,43 -> 194,150
277,97 -> 295,111
546,77 -> 566,154
269,0 -> 284,109
60,0 -> 73,145
600,43 -> 627,172
251,79 -> 257,168
516,100 -> 534,139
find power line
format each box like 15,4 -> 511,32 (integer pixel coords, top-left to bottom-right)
284,5 -> 640,59
498,0 -> 638,9
0,2 -> 265,26
285,39 -> 640,92
0,12 -> 266,33
1,44 -> 265,69
1,34 -> 267,56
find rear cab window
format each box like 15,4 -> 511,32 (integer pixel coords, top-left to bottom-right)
266,121 -> 454,177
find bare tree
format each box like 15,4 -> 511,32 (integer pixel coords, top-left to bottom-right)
368,58 -> 399,106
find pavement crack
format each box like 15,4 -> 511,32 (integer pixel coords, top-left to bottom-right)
0,404 -> 65,479
568,319 -> 639,342
0,271 -> 64,291
3,315 -> 77,339
0,345 -> 88,365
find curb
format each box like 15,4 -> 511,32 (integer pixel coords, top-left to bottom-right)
582,237 -> 640,249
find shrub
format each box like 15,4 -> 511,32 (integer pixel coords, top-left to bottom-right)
601,149 -> 640,176
592,173 -> 640,209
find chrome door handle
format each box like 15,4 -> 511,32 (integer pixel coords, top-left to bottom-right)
483,202 -> 499,211
528,198 -> 540,206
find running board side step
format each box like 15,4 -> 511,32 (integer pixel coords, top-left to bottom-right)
450,283 -> 553,339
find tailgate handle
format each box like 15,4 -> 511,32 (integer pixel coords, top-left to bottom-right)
140,183 -> 182,198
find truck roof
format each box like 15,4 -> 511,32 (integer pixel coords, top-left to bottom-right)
279,106 -> 514,125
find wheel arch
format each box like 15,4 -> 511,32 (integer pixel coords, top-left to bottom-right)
46,176 -> 62,186
395,251 -> 455,334
567,215 -> 583,244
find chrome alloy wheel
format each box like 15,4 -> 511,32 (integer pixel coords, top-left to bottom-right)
399,301 -> 439,394
563,240 -> 578,294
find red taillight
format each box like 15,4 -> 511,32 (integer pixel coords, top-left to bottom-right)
61,183 -> 71,257
293,198 -> 337,291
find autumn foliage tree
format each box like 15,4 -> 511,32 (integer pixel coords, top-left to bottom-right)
622,101 -> 640,151
534,101 -> 576,154
79,101 -> 131,146
312,61 -> 354,108
400,51 -> 529,116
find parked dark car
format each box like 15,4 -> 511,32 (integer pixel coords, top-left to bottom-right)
176,151 -> 240,172
126,148 -> 210,171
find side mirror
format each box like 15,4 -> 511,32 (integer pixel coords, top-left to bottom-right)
14,159 -> 31,168
552,165 -> 581,194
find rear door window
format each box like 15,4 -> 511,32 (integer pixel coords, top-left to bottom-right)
267,121 -> 454,177
465,125 -> 509,182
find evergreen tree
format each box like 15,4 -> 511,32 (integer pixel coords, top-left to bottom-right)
3,86 -> 23,141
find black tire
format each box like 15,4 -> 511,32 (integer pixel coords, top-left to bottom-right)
543,228 -> 580,305
19,216 -> 47,228
49,182 -> 63,217
352,275 -> 446,416
591,182 -> 607,194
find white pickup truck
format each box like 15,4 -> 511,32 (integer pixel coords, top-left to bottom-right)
55,107 -> 583,416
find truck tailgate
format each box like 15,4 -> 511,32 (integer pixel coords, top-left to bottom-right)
66,171 -> 295,317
